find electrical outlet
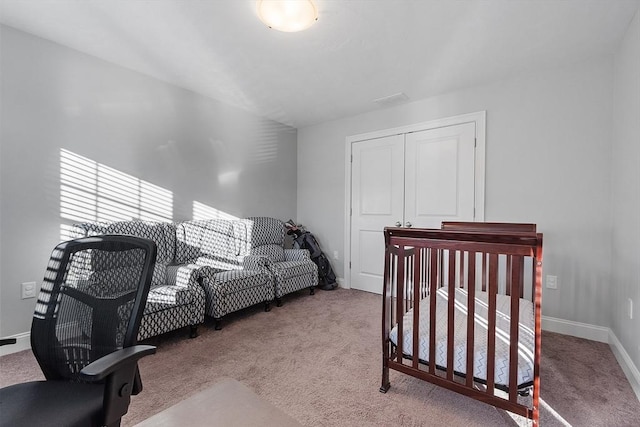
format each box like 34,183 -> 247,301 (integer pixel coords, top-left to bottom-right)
333,250 -> 339,260
629,298 -> 633,320
546,275 -> 558,289
21,282 -> 36,299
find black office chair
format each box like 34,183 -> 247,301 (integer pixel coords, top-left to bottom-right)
0,235 -> 158,427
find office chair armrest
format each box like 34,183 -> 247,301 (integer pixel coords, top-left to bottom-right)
0,338 -> 17,346
79,345 -> 156,382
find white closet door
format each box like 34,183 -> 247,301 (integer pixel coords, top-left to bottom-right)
404,122 -> 477,229
350,135 -> 404,294
349,121 -> 479,295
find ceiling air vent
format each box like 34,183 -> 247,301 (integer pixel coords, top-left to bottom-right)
373,92 -> 409,107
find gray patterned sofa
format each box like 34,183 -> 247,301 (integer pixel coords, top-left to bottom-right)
72,217 -> 318,338
245,217 -> 318,306
174,219 -> 275,330
73,221 -> 206,340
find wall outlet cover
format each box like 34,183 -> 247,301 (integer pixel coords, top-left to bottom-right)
21,282 -> 36,299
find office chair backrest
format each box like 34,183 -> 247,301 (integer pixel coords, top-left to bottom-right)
30,235 -> 157,381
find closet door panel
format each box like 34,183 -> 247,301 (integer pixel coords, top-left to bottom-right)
405,122 -> 476,228
350,135 -> 404,294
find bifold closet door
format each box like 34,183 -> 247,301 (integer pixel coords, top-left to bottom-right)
350,135 -> 404,294
349,122 -> 477,294
404,122 -> 476,228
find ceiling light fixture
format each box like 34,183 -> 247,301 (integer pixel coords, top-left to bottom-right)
257,0 -> 318,32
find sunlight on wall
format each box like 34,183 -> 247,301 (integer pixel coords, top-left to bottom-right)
192,201 -> 238,221
60,149 -> 173,240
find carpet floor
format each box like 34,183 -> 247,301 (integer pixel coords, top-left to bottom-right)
1,288 -> 639,426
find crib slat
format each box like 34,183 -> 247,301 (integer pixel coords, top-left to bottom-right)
482,253 -> 487,292
509,256 -> 522,402
429,247 -> 438,375
396,246 -> 405,364
446,250 -> 456,381
506,255 -> 512,296
466,252 -> 476,388
518,256 -> 525,299
412,247 -> 421,369
486,253 -> 498,394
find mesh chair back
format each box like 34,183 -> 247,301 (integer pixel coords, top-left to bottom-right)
30,235 -> 157,381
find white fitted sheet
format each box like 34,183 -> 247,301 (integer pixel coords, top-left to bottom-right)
389,288 -> 535,388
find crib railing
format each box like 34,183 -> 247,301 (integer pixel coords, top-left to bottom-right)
381,225 -> 543,425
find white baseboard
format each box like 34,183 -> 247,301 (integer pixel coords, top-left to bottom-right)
336,277 -> 348,288
541,315 -> 610,342
0,332 -> 31,356
609,330 -> 640,402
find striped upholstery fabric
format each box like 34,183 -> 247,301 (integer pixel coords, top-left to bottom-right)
72,221 -> 205,340
176,219 -> 274,322
245,217 -> 318,299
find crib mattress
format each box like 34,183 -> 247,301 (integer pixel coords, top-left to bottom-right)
389,288 -> 535,388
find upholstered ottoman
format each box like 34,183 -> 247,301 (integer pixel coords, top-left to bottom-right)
201,269 -> 274,329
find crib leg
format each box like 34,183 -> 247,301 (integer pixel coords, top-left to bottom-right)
380,366 -> 390,393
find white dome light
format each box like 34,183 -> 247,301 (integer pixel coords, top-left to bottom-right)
257,0 -> 318,32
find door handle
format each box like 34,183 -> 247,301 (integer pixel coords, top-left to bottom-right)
395,221 -> 402,227
405,222 -> 412,228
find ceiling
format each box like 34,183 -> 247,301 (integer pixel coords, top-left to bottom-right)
1,0 -> 638,128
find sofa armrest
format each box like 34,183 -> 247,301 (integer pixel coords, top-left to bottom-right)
242,255 -> 270,270
284,249 -> 311,262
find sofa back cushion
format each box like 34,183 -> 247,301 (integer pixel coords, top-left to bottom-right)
175,219 -> 237,265
71,220 -> 173,287
251,244 -> 285,262
245,217 -> 285,248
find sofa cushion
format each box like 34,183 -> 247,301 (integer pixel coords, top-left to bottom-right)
251,244 -> 285,262
271,260 -> 317,280
175,219 -> 237,264
72,220 -> 172,288
245,217 -> 284,247
73,221 -> 172,263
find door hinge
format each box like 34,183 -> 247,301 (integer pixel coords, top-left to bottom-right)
474,138 -> 477,148
350,154 -> 353,163
349,261 -> 352,269
350,207 -> 352,216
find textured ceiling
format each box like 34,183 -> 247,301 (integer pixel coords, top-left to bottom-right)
1,0 -> 638,127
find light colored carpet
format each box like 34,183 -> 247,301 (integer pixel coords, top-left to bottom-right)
2,288 -> 639,426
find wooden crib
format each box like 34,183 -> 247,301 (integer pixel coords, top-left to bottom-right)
380,222 -> 543,425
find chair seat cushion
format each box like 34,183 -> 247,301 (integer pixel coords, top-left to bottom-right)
252,244 -> 285,262
143,284 -> 195,314
205,269 -> 272,294
0,381 -> 104,427
271,260 -> 317,280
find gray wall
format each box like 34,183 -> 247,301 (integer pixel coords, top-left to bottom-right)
612,9 -> 640,376
298,55 -> 614,328
0,25 -> 297,336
